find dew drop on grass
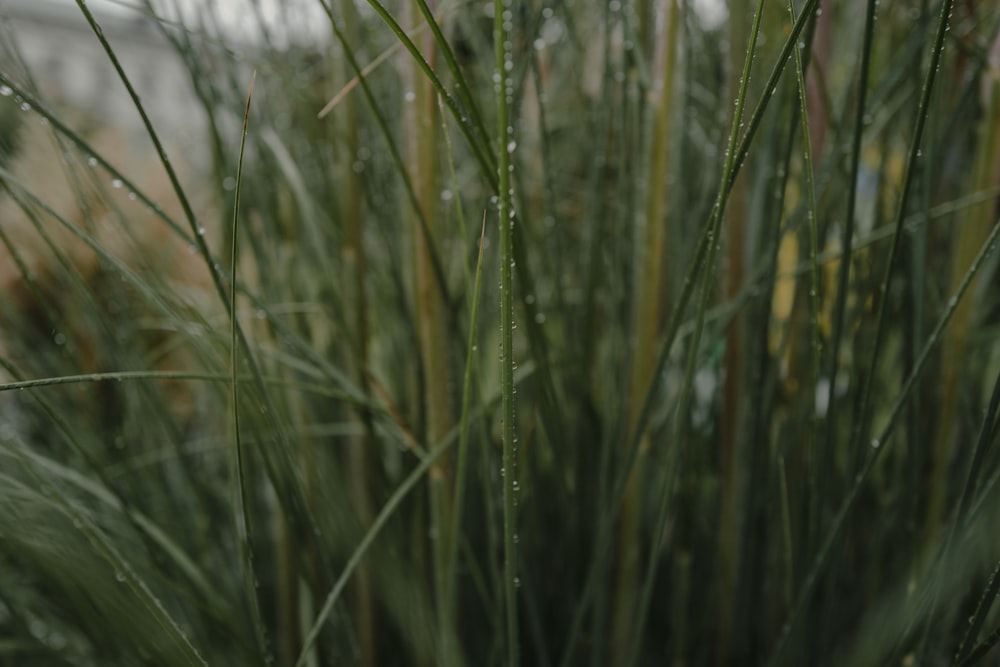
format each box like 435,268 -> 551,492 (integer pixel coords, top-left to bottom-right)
870,438 -> 880,449
0,85 -> 11,96
115,571 -> 126,583
111,178 -> 123,189
87,156 -> 98,167
404,90 -> 416,102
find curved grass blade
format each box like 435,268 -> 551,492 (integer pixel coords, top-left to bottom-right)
228,71 -> 270,665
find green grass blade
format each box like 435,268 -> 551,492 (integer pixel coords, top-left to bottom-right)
228,71 -> 270,665
495,0 -> 519,661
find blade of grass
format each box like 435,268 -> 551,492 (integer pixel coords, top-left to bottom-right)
819,0 -> 877,501
228,71 -> 269,665
495,0 -> 519,662
615,0 -> 679,655
442,214 -> 488,666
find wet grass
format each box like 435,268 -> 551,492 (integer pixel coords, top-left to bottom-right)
1,0 -> 1000,665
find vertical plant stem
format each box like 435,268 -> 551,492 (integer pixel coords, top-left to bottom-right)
398,2 -> 453,661
617,0 -> 678,658
339,1 -> 376,663
787,0 -> 822,553
229,71 -> 269,665
444,215 -> 488,666
717,0 -> 749,657
821,0 -> 876,477
495,0 -> 518,662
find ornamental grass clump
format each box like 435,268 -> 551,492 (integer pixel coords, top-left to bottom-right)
1,1 -> 1000,665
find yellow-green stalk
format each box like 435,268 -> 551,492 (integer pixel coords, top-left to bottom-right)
616,0 -> 679,658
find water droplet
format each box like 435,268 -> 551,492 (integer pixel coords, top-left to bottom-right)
0,85 -> 11,96
111,178 -> 123,189
404,90 -> 415,102
870,438 -> 880,449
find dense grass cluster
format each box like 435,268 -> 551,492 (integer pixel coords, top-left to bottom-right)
1,0 -> 1000,665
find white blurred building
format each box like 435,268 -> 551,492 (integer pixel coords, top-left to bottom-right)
0,0 -> 205,139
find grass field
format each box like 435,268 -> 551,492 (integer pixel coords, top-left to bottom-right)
2,0 -> 1000,665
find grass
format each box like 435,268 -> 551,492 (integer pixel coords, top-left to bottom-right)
1,0 -> 1000,665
